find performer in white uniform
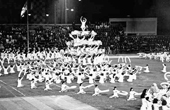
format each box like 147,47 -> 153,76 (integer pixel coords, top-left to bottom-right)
92,85 -> 109,96
44,79 -> 52,91
87,73 -> 95,84
109,87 -> 128,98
140,89 -> 148,110
162,64 -> 167,73
143,64 -> 150,73
109,87 -> 121,98
77,83 -> 94,94
145,97 -> 152,110
31,77 -> 37,89
99,73 -> 105,84
9,64 -> 15,74
152,98 -> 161,110
80,16 -> 87,32
77,73 -> 83,84
127,88 -> 141,101
2,65 -> 9,75
59,81 -> 77,92
17,76 -> 24,88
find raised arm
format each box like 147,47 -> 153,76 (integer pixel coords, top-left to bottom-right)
84,17 -> 87,22
69,34 -> 74,40
0,58 -> 4,65
80,16 -> 83,22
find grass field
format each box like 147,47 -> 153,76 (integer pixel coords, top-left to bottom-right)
0,57 -> 169,110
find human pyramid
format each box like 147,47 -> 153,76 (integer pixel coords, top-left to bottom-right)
0,17 -> 167,102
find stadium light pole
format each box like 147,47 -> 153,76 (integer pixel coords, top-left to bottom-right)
27,0 -> 30,53
54,1 -> 57,25
64,0 -> 68,24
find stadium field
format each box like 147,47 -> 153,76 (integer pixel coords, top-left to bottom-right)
0,57 -> 169,110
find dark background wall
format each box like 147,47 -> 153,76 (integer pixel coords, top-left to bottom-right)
0,0 -> 170,35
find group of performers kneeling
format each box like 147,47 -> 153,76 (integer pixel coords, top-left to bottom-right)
2,50 -> 170,110
0,49 -> 146,100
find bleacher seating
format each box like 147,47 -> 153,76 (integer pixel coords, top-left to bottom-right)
0,24 -> 169,54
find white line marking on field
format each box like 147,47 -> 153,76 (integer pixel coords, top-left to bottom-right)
0,83 -> 17,97
10,86 -> 26,97
0,80 -> 26,97
109,56 -> 139,58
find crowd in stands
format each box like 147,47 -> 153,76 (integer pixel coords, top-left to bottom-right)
0,23 -> 170,54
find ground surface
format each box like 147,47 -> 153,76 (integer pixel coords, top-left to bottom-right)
0,56 -> 169,110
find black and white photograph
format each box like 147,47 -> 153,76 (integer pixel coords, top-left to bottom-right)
0,0 -> 170,110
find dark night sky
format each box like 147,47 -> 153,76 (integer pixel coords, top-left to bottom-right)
0,0 -> 157,22
79,0 -> 170,34
0,0 -> 170,34
80,0 -> 154,21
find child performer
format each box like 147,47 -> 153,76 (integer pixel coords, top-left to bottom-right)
65,73 -> 74,84
140,89 -> 148,110
80,16 -> 87,32
77,73 -> 84,84
2,65 -> 9,75
127,87 -> 142,101
59,81 -> 77,92
143,64 -> 150,73
109,73 -> 116,83
17,76 -> 24,88
99,73 -> 106,84
16,62 -> 21,72
109,86 -> 128,98
30,75 -> 37,89
162,64 -> 167,73
9,64 -> 15,74
152,98 -> 161,110
31,79 -> 37,89
87,73 -> 95,84
44,79 -> 52,91
77,83 -> 94,94
92,85 -> 109,96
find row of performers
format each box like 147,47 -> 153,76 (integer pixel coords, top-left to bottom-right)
0,49 -> 109,67
13,59 -> 142,89
138,52 -> 170,63
14,60 -> 144,101
2,56 -> 170,110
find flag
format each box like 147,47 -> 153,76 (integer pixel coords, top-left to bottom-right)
21,1 -> 27,17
